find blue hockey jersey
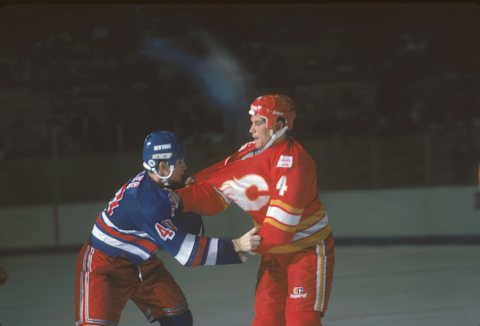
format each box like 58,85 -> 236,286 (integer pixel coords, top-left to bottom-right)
89,171 -> 242,266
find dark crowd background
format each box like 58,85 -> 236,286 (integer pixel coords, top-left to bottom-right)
0,4 -> 479,205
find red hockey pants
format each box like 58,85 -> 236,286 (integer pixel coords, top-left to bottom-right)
74,243 -> 188,325
252,234 -> 335,326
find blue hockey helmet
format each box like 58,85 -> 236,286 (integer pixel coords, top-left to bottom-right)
142,130 -> 186,173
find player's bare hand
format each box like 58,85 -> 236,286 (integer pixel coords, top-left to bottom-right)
232,227 -> 261,254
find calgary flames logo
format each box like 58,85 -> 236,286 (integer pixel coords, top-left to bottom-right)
219,174 -> 270,211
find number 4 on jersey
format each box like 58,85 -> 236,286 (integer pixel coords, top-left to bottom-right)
276,176 -> 288,196
155,223 -> 175,240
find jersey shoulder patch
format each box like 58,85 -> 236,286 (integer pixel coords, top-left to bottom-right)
276,155 -> 293,168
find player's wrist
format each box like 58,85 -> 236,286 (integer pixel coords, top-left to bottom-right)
232,239 -> 241,252
231,240 -> 248,262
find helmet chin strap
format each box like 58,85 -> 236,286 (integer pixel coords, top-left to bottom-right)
260,126 -> 288,152
156,165 -> 175,186
143,162 -> 175,186
241,126 -> 288,160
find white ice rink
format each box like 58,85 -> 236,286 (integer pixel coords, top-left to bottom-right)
1,245 -> 479,326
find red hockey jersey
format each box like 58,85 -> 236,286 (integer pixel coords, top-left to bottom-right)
178,137 -> 331,254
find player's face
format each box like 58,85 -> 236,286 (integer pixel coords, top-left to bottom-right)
249,115 -> 271,149
169,159 -> 187,185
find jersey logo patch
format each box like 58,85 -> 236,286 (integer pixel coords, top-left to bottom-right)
277,155 -> 293,168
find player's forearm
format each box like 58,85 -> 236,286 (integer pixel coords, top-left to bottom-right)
174,236 -> 243,267
180,227 -> 261,266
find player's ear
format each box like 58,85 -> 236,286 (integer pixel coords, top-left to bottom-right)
275,118 -> 286,131
158,161 -> 169,176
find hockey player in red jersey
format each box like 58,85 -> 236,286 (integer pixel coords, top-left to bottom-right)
178,95 -> 335,326
74,130 -> 260,326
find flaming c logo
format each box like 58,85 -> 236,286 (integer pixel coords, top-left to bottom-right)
220,174 -> 270,211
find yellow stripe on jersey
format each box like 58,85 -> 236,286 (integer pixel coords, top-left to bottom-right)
266,206 -> 301,226
293,213 -> 329,241
267,225 -> 332,253
263,217 -> 298,233
295,208 -> 326,232
270,199 -> 304,215
261,208 -> 327,237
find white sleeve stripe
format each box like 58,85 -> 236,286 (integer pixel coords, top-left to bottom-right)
174,234 -> 196,265
266,206 -> 301,226
101,211 -> 152,239
91,225 -> 151,260
293,214 -> 329,241
205,238 -> 219,265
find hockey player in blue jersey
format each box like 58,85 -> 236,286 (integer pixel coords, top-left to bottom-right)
74,130 -> 260,326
